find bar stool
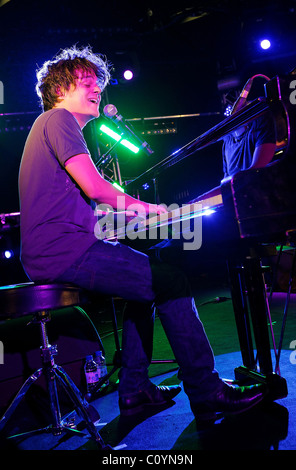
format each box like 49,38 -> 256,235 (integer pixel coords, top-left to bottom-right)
0,282 -> 111,449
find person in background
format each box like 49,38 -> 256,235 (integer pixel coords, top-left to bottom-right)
222,111 -> 276,179
195,77 -> 277,202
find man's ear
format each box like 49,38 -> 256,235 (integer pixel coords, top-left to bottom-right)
56,86 -> 64,97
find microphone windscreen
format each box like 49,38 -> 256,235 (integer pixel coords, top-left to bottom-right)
103,104 -> 118,117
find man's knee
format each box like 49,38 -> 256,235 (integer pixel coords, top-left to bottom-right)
149,258 -> 191,304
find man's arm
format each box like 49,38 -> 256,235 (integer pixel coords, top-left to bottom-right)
249,143 -> 276,169
65,153 -> 166,215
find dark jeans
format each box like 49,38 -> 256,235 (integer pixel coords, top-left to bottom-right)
55,239 -> 223,404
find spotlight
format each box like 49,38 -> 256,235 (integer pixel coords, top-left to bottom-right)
3,250 -> 13,259
123,69 -> 134,81
260,39 -> 271,50
202,208 -> 216,216
224,104 -> 233,116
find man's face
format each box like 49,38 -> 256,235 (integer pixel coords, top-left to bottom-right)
59,69 -> 102,124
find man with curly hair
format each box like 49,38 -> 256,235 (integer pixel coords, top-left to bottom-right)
18,45 -> 266,425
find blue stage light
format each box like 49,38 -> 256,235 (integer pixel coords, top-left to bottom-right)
224,104 -> 233,116
260,39 -> 271,50
123,69 -> 133,80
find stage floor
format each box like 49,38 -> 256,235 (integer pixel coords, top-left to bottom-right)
1,285 -> 295,452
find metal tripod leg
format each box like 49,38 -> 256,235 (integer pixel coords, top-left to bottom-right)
0,368 -> 43,432
53,364 -> 109,447
0,364 -> 89,439
0,311 -> 111,449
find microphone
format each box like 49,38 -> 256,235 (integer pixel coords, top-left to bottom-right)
231,77 -> 254,115
103,104 -> 154,155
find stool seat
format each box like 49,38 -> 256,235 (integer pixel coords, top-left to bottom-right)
0,282 -> 87,319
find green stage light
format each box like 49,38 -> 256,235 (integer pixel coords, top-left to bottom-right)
100,124 -> 140,154
120,139 -> 139,153
100,124 -> 121,141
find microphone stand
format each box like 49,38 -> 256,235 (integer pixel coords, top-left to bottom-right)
95,137 -> 123,168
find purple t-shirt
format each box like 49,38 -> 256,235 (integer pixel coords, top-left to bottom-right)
19,108 -> 97,281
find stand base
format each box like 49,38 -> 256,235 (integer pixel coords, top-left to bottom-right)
0,364 -> 111,449
234,366 -> 288,401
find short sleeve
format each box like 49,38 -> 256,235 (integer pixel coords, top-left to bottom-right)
44,108 -> 90,167
252,112 -> 276,148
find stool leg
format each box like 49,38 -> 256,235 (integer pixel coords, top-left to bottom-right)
38,313 -> 110,448
39,313 -> 64,434
0,368 -> 43,432
44,362 -> 63,435
53,365 -> 109,448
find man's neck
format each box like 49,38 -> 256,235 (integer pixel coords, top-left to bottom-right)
53,104 -> 90,129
